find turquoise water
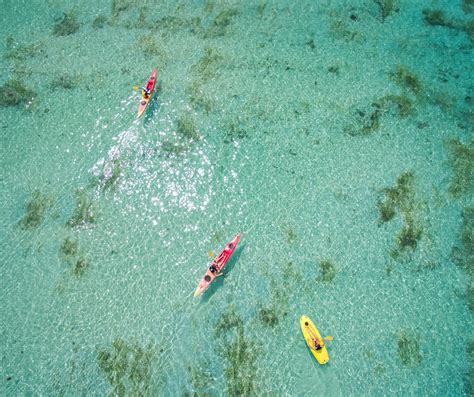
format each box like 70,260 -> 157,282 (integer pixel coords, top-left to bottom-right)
1,0 -> 473,395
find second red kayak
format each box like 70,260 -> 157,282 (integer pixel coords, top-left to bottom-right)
194,233 -> 241,297
137,68 -> 157,118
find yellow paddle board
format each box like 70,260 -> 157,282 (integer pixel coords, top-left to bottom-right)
300,315 -> 329,365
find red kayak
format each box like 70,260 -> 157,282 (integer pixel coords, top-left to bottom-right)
194,233 -> 241,297
137,68 -> 157,118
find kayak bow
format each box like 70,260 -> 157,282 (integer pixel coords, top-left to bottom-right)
194,233 -> 241,297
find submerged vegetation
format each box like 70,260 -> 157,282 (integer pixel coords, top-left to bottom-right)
53,12 -> 80,36
60,236 -> 79,258
397,329 -> 422,368
202,8 -> 239,38
220,326 -> 257,396
92,15 -> 108,29
422,9 -> 455,29
285,227 -> 297,243
59,236 -> 90,277
176,113 -> 200,140
137,34 -> 165,57
50,74 -> 78,90
214,305 -> 257,396
377,172 -> 422,258
258,306 -> 279,327
0,79 -> 36,108
97,338 -> 156,396
66,189 -> 95,228
377,171 -> 414,224
373,0 -> 399,22
187,359 -> 214,396
451,207 -> 474,311
445,139 -> 474,198
316,259 -> 337,283
390,65 -> 423,96
192,47 -> 223,81
19,190 -> 51,229
4,39 -> 44,61
111,0 -> 133,18
215,305 -> 243,336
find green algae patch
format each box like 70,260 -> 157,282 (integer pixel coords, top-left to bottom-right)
0,79 -> 36,108
377,171 -> 415,224
257,306 -> 279,327
53,12 -> 80,36
316,259 -> 337,283
59,236 -> 90,277
214,305 -> 260,396
217,325 -> 257,397
66,189 -> 96,228
215,305 -> 243,336
192,47 -> 223,81
92,15 -> 108,29
223,118 -> 248,143
60,236 -> 79,258
374,0 -> 399,22
186,359 -> 214,396
19,190 -> 51,229
422,9 -> 455,29
73,257 -> 89,276
111,0 -> 133,18
202,8 -> 239,38
176,113 -> 200,140
161,140 -> 188,156
137,34 -> 166,57
50,74 -> 78,90
445,139 -> 474,198
97,338 -> 156,396
285,227 -> 297,243
377,172 -> 424,259
185,81 -> 213,113
466,341 -> 474,395
390,65 -> 423,96
451,207 -> 474,311
103,161 -> 122,192
462,0 -> 474,13
379,94 -> 414,118
4,40 -> 44,61
397,330 -> 422,368
396,218 -> 422,251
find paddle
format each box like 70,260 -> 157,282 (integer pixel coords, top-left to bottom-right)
323,336 -> 333,341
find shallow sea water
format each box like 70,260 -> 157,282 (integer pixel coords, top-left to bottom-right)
1,0 -> 473,396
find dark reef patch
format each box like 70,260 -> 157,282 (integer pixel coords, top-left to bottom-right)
373,0 -> 399,22
97,338 -> 157,396
397,329 -> 422,368
0,79 -> 36,108
445,139 -> 474,198
377,172 -> 423,259
214,305 -> 257,397
53,12 -> 80,36
66,189 -> 96,228
92,15 -> 108,29
316,259 -> 337,283
451,207 -> 474,311
19,190 -> 51,229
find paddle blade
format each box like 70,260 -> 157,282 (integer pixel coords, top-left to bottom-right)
324,336 -> 333,341
208,250 -> 215,258
133,85 -> 139,91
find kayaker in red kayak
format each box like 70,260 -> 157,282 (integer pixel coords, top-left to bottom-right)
194,233 -> 241,297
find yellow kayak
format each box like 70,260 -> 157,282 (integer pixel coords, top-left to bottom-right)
300,315 -> 329,365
